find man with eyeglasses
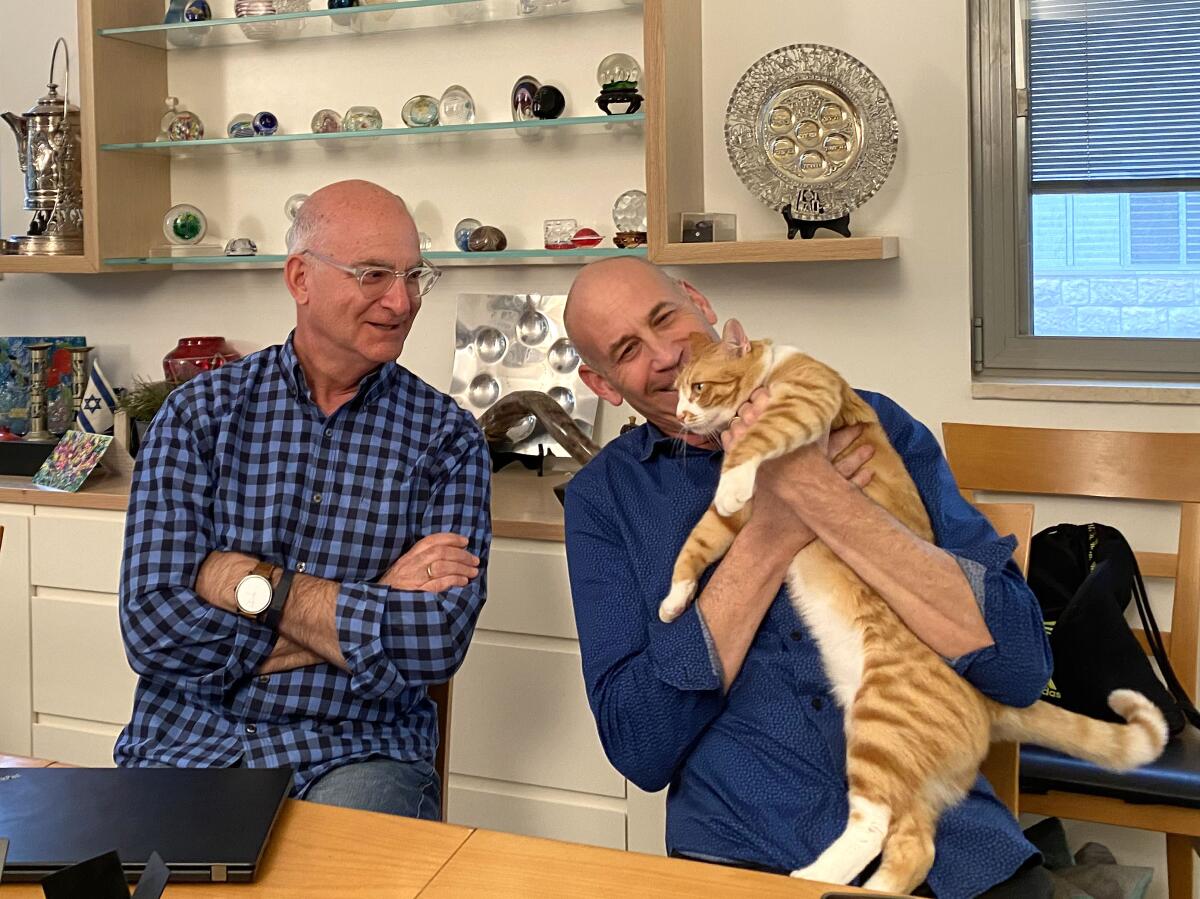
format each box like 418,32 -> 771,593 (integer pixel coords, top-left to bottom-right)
116,180 -> 491,821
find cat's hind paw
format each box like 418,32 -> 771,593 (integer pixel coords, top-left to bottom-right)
714,462 -> 756,517
658,580 -> 697,622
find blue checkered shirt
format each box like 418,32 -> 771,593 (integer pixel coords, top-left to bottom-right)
115,334 -> 491,795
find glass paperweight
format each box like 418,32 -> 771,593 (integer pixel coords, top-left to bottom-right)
511,76 -> 541,122
252,111 -> 279,136
681,212 -> 737,243
311,109 -> 342,133
163,337 -> 241,382
571,227 -> 602,248
184,0 -> 212,21
439,85 -> 476,125
467,226 -> 507,252
612,188 -> 648,245
227,113 -> 254,139
342,105 -> 383,131
284,193 -> 309,221
224,237 -> 258,256
454,218 -> 482,251
159,97 -> 204,142
163,204 -> 208,245
532,85 -> 566,120
361,0 -> 397,21
596,52 -> 644,115
544,218 -> 577,250
235,0 -> 279,40
401,95 -> 439,128
328,0 -> 358,6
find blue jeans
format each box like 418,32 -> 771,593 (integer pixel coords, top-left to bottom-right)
303,757 -> 441,821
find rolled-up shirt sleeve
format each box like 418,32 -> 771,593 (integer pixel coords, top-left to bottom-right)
565,484 -> 724,793
876,393 -> 1053,708
120,390 -> 276,704
334,422 -> 491,701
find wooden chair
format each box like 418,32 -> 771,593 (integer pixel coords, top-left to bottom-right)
972,502 -> 1035,815
428,680 -> 453,821
943,423 -> 1200,899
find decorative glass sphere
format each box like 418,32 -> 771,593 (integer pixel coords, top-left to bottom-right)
597,52 -> 641,88
184,0 -> 212,21
439,85 -> 476,125
511,76 -> 541,121
401,95 -> 440,127
252,111 -> 279,135
532,85 -> 565,120
311,108 -> 341,133
612,189 -> 648,232
327,0 -> 358,6
454,218 -> 482,251
163,204 -> 208,245
169,111 -> 204,140
418,231 -> 432,252
571,227 -> 602,248
226,113 -> 254,138
342,105 -> 383,131
467,226 -> 507,252
284,193 -> 309,221
224,237 -> 258,256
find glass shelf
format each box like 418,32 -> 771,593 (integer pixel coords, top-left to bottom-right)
101,113 -> 644,155
103,247 -> 646,268
97,0 -> 642,50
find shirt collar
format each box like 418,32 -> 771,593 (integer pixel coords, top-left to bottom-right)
278,330 -> 405,409
637,421 -> 720,462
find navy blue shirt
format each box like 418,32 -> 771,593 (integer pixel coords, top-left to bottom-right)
116,334 -> 491,795
564,391 -> 1052,899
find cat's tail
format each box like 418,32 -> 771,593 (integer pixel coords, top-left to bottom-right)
985,690 -> 1167,771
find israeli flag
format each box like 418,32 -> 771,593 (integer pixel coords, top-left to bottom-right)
77,361 -> 117,434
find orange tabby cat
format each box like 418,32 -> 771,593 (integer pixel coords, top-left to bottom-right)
660,319 -> 1167,895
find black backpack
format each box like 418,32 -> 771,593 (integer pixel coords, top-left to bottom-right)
1026,522 -> 1200,739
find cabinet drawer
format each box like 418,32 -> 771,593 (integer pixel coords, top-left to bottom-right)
32,593 -> 137,726
447,778 -> 626,850
33,718 -> 122,768
31,512 -> 125,593
449,638 -> 623,798
482,538 -> 575,640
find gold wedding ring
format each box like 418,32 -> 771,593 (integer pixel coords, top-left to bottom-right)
426,563 -> 434,579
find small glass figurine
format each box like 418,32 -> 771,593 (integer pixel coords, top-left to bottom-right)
227,113 -> 255,138
224,237 -> 258,256
467,226 -> 507,252
311,109 -> 342,133
439,85 -> 476,125
401,95 -> 439,128
454,218 -> 482,251
284,193 -> 309,221
612,189 -> 648,247
342,105 -> 383,131
163,204 -> 208,245
532,85 -> 566,120
418,231 -> 432,252
252,111 -> 279,136
571,227 -> 602,248
595,52 -> 644,115
511,76 -> 542,122
544,219 -> 577,250
159,97 -> 204,142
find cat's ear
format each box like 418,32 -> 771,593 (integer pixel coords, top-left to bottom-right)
722,318 -> 751,358
687,331 -> 713,358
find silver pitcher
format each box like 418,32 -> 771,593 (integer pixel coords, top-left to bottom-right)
2,38 -> 84,256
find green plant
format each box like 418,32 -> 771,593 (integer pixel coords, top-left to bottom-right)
117,377 -> 176,422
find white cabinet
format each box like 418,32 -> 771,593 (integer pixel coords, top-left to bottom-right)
0,507 -> 33,755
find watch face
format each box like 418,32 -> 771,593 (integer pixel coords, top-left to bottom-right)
236,575 -> 273,615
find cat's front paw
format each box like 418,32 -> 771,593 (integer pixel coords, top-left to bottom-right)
714,462 -> 756,517
658,580 -> 697,622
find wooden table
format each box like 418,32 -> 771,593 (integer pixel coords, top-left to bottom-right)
0,756 -> 863,897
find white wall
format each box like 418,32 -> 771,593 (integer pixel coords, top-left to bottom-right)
1,2 -> 1195,894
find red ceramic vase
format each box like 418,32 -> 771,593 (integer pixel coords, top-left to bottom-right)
163,336 -> 241,382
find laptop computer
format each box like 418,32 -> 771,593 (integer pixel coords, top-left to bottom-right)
0,767 -> 292,883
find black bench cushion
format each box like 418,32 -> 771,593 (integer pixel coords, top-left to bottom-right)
1020,727 -> 1200,809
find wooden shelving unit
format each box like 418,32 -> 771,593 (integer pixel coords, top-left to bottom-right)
0,255 -> 99,274
652,237 -> 899,265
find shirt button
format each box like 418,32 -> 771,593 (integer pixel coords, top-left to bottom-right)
257,675 -> 269,685
297,562 -> 306,573
324,428 -> 333,438
811,697 -> 824,711
313,493 -> 323,504
790,630 -> 804,641
245,724 -> 257,735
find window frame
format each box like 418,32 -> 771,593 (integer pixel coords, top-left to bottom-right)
969,0 -> 1200,379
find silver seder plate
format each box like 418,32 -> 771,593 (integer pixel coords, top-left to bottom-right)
725,44 -> 899,221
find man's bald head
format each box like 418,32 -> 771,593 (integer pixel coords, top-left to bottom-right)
286,179 -> 411,257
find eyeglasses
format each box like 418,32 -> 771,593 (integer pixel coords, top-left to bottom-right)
302,250 -> 442,301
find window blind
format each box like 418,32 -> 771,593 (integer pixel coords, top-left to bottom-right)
1028,0 -> 1200,190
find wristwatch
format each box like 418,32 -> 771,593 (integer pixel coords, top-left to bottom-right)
260,567 -> 295,632
235,561 -> 275,619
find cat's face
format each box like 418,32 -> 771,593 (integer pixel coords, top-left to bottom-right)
674,322 -> 768,435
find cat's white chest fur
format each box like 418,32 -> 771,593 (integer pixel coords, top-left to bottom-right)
785,557 -> 864,716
